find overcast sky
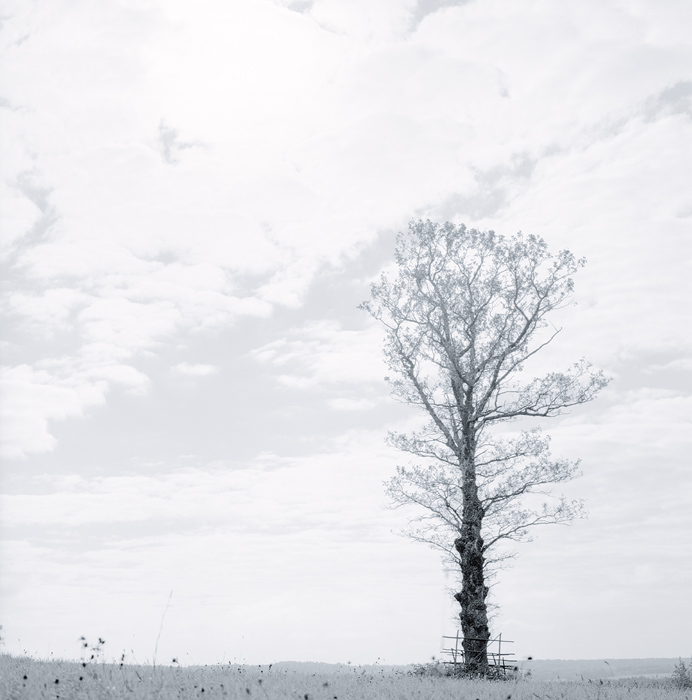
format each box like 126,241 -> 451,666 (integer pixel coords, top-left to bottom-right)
1,0 -> 691,667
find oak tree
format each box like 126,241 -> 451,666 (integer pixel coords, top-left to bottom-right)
360,220 -> 608,673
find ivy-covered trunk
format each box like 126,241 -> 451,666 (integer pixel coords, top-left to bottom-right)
454,453 -> 490,673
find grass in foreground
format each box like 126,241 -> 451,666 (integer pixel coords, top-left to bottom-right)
0,653 -> 688,700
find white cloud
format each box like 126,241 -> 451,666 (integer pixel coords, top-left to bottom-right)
252,320 -> 387,388
0,359 -> 151,459
647,357 -> 692,373
173,362 -> 219,377
6,287 -> 88,334
0,364 -> 107,459
0,181 -> 45,257
310,0 -> 413,41
329,397 -> 377,411
563,389 -> 692,451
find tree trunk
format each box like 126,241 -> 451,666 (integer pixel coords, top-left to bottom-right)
454,465 -> 490,674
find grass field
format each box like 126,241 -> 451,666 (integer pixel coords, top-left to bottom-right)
1,654 -> 689,700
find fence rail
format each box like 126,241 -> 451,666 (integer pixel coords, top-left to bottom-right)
441,632 -> 516,675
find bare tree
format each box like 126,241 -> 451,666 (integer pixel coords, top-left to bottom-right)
360,220 -> 608,673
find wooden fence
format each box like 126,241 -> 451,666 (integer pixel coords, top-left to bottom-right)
441,632 -> 516,675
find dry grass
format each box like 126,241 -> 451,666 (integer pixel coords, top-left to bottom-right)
0,653 -> 688,700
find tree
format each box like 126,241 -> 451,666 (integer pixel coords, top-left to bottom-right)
360,220 -> 608,674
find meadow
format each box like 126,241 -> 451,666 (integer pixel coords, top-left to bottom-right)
0,654 -> 689,700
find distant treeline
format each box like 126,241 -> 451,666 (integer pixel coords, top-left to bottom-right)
253,658 -> 678,680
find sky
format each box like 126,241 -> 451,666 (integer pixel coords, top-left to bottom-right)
1,0 -> 691,667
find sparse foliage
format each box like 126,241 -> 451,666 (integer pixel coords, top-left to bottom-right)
361,220 -> 609,673
409,659 -> 513,680
79,636 -> 106,666
671,658 -> 692,689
